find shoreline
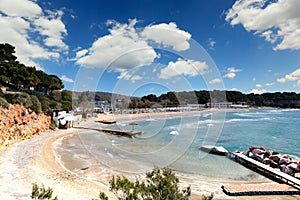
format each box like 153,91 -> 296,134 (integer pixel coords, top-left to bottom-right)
1,108 -> 300,199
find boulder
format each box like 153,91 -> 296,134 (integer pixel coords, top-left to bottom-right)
254,154 -> 264,162
269,155 -> 281,163
249,146 -> 266,152
282,166 -> 295,176
252,148 -> 265,155
288,163 -> 299,172
279,155 -> 291,165
270,160 -> 279,168
262,158 -> 271,165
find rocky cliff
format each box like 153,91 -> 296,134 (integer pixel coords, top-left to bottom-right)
0,104 -> 51,151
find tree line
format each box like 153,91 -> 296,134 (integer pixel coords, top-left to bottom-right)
129,90 -> 300,109
0,43 -> 63,95
0,43 -> 72,114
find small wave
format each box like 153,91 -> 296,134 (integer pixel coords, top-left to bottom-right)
145,118 -> 157,121
169,130 -> 179,135
202,113 -> 212,118
165,126 -> 179,131
281,109 -> 300,112
207,123 -> 215,127
198,119 -> 225,124
226,117 -> 272,123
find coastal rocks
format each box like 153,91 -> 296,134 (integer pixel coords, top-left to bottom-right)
246,146 -> 300,177
0,104 -> 51,151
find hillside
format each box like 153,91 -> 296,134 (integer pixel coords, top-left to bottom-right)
0,102 -> 51,151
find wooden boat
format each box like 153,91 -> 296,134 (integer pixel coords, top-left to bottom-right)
95,119 -> 117,124
199,145 -> 228,156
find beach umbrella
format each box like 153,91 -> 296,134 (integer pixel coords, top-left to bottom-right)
129,122 -> 138,130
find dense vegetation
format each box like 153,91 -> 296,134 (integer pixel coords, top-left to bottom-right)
0,43 -> 72,114
32,167 -> 214,200
131,90 -> 300,109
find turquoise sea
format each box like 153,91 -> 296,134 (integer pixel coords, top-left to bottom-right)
56,109 -> 300,180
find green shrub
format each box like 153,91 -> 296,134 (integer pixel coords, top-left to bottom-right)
50,119 -> 57,130
30,95 -> 42,114
62,100 -> 72,111
0,97 -> 9,108
12,93 -> 32,107
98,167 -> 192,200
31,183 -> 58,200
202,193 -> 214,200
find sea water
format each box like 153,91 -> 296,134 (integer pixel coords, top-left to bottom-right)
55,109 -> 300,180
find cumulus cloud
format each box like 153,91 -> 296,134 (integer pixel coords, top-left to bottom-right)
74,19 -> 196,83
159,58 -> 209,79
141,22 -> 191,51
0,0 -> 42,18
75,49 -> 88,59
61,75 -> 74,83
256,84 -> 263,88
76,19 -> 157,71
209,78 -> 221,84
223,67 -> 242,79
250,88 -> 267,94
34,15 -> 68,51
226,0 -> 300,50
277,68 -> 300,83
0,0 -> 68,67
117,71 -> 142,83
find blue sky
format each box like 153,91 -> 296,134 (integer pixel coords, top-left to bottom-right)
1,0 -> 300,97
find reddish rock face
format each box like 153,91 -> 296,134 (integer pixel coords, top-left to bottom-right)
0,104 -> 51,151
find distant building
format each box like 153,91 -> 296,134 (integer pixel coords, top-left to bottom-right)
206,102 -> 233,108
187,104 -> 206,109
205,102 -> 248,109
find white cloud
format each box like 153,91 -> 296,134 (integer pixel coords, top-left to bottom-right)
75,19 -> 195,82
224,72 -> 236,79
207,38 -> 216,50
34,16 -> 68,51
75,49 -> 88,59
76,19 -> 157,71
250,88 -> 267,94
226,0 -> 300,50
209,78 -> 221,84
117,71 -> 142,83
159,58 -> 209,79
141,22 -> 191,51
61,75 -> 74,83
0,0 -> 68,68
277,68 -> 300,83
223,67 -> 242,79
0,0 -> 42,18
265,82 -> 274,86
256,84 -> 262,88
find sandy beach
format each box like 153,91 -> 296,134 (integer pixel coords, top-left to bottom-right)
1,110 -> 300,200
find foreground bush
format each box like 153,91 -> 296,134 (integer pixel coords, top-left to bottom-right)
31,183 -> 58,200
96,167 -> 191,200
32,167 -> 214,200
